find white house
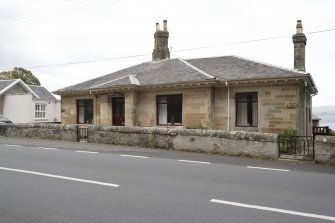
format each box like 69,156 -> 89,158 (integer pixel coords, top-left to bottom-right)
0,79 -> 60,123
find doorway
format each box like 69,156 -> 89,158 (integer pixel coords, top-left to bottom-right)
112,97 -> 125,126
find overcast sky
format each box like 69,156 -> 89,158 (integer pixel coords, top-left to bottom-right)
0,0 -> 334,106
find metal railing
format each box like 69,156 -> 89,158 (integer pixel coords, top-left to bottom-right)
77,125 -> 88,142
313,126 -> 330,136
278,135 -> 314,160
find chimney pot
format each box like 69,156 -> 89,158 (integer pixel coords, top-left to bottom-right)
156,22 -> 160,31
296,20 -> 303,34
163,20 -> 167,31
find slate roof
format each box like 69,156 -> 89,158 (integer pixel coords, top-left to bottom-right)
28,85 -> 57,101
312,114 -> 321,121
0,79 -> 57,101
0,80 -> 16,90
54,56 -> 314,94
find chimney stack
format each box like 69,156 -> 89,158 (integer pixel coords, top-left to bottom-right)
152,20 -> 170,61
163,20 -> 167,31
292,20 -> 307,71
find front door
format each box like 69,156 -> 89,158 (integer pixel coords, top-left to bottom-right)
112,97 -> 125,126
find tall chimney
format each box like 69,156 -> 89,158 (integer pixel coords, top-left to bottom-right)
292,20 -> 307,71
152,20 -> 170,61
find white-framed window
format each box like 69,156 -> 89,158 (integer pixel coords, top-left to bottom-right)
35,104 -> 46,119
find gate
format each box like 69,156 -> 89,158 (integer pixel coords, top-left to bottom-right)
278,135 -> 314,160
77,125 -> 88,142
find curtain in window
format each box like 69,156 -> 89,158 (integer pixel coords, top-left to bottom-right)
79,107 -> 85,123
158,104 -> 168,124
237,103 -> 248,126
252,102 -> 258,126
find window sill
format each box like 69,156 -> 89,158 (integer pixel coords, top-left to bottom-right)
157,123 -> 183,126
34,119 -> 48,122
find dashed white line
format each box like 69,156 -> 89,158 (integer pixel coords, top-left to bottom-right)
247,166 -> 290,172
120,154 -> 148,159
75,150 -> 98,154
5,144 -> 23,148
0,166 -> 119,188
178,160 -> 210,164
210,199 -> 335,221
37,147 -> 58,151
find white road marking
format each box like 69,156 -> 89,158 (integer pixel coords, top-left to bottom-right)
178,160 -> 210,164
5,144 -> 23,148
37,147 -> 58,151
210,199 -> 335,222
0,166 -> 119,188
120,154 -> 148,159
247,166 -> 290,172
75,150 -> 98,154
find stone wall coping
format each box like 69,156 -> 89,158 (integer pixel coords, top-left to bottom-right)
89,125 -> 278,142
2,124 -> 278,142
315,135 -> 335,146
3,123 -> 77,130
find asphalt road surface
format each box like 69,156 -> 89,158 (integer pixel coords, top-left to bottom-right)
0,137 -> 334,223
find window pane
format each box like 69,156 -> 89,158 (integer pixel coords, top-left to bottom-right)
237,94 -> 248,102
79,107 -> 85,123
236,93 -> 257,127
77,99 -> 93,124
237,102 -> 248,126
157,96 -> 167,103
252,102 -> 258,126
157,95 -> 182,125
158,104 -> 167,124
35,104 -> 46,118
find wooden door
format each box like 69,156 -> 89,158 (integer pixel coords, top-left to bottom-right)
112,97 -> 125,126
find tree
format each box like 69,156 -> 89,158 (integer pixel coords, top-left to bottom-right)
0,67 -> 41,86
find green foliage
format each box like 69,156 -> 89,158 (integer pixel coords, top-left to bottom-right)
0,67 -> 40,86
281,128 -> 298,137
329,130 -> 335,136
279,128 -> 298,154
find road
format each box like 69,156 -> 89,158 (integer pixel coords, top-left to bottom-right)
0,137 -> 334,223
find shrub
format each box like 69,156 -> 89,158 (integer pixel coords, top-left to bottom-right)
279,128 -> 298,154
282,128 -> 298,137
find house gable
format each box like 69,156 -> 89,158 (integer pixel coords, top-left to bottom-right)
0,79 -> 39,98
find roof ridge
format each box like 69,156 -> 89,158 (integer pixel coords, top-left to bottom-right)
28,84 -> 44,87
230,55 -> 308,75
91,75 -> 130,88
177,58 -> 216,79
129,75 -> 140,85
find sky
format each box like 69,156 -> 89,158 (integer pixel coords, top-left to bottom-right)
0,0 -> 334,106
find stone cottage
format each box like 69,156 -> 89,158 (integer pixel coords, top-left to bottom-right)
54,20 -> 318,135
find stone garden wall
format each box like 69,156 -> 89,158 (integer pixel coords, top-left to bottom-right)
88,126 -> 279,159
0,123 -> 77,141
315,135 -> 335,164
1,124 -> 334,163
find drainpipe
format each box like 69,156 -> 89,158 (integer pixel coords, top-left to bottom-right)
225,81 -> 230,131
